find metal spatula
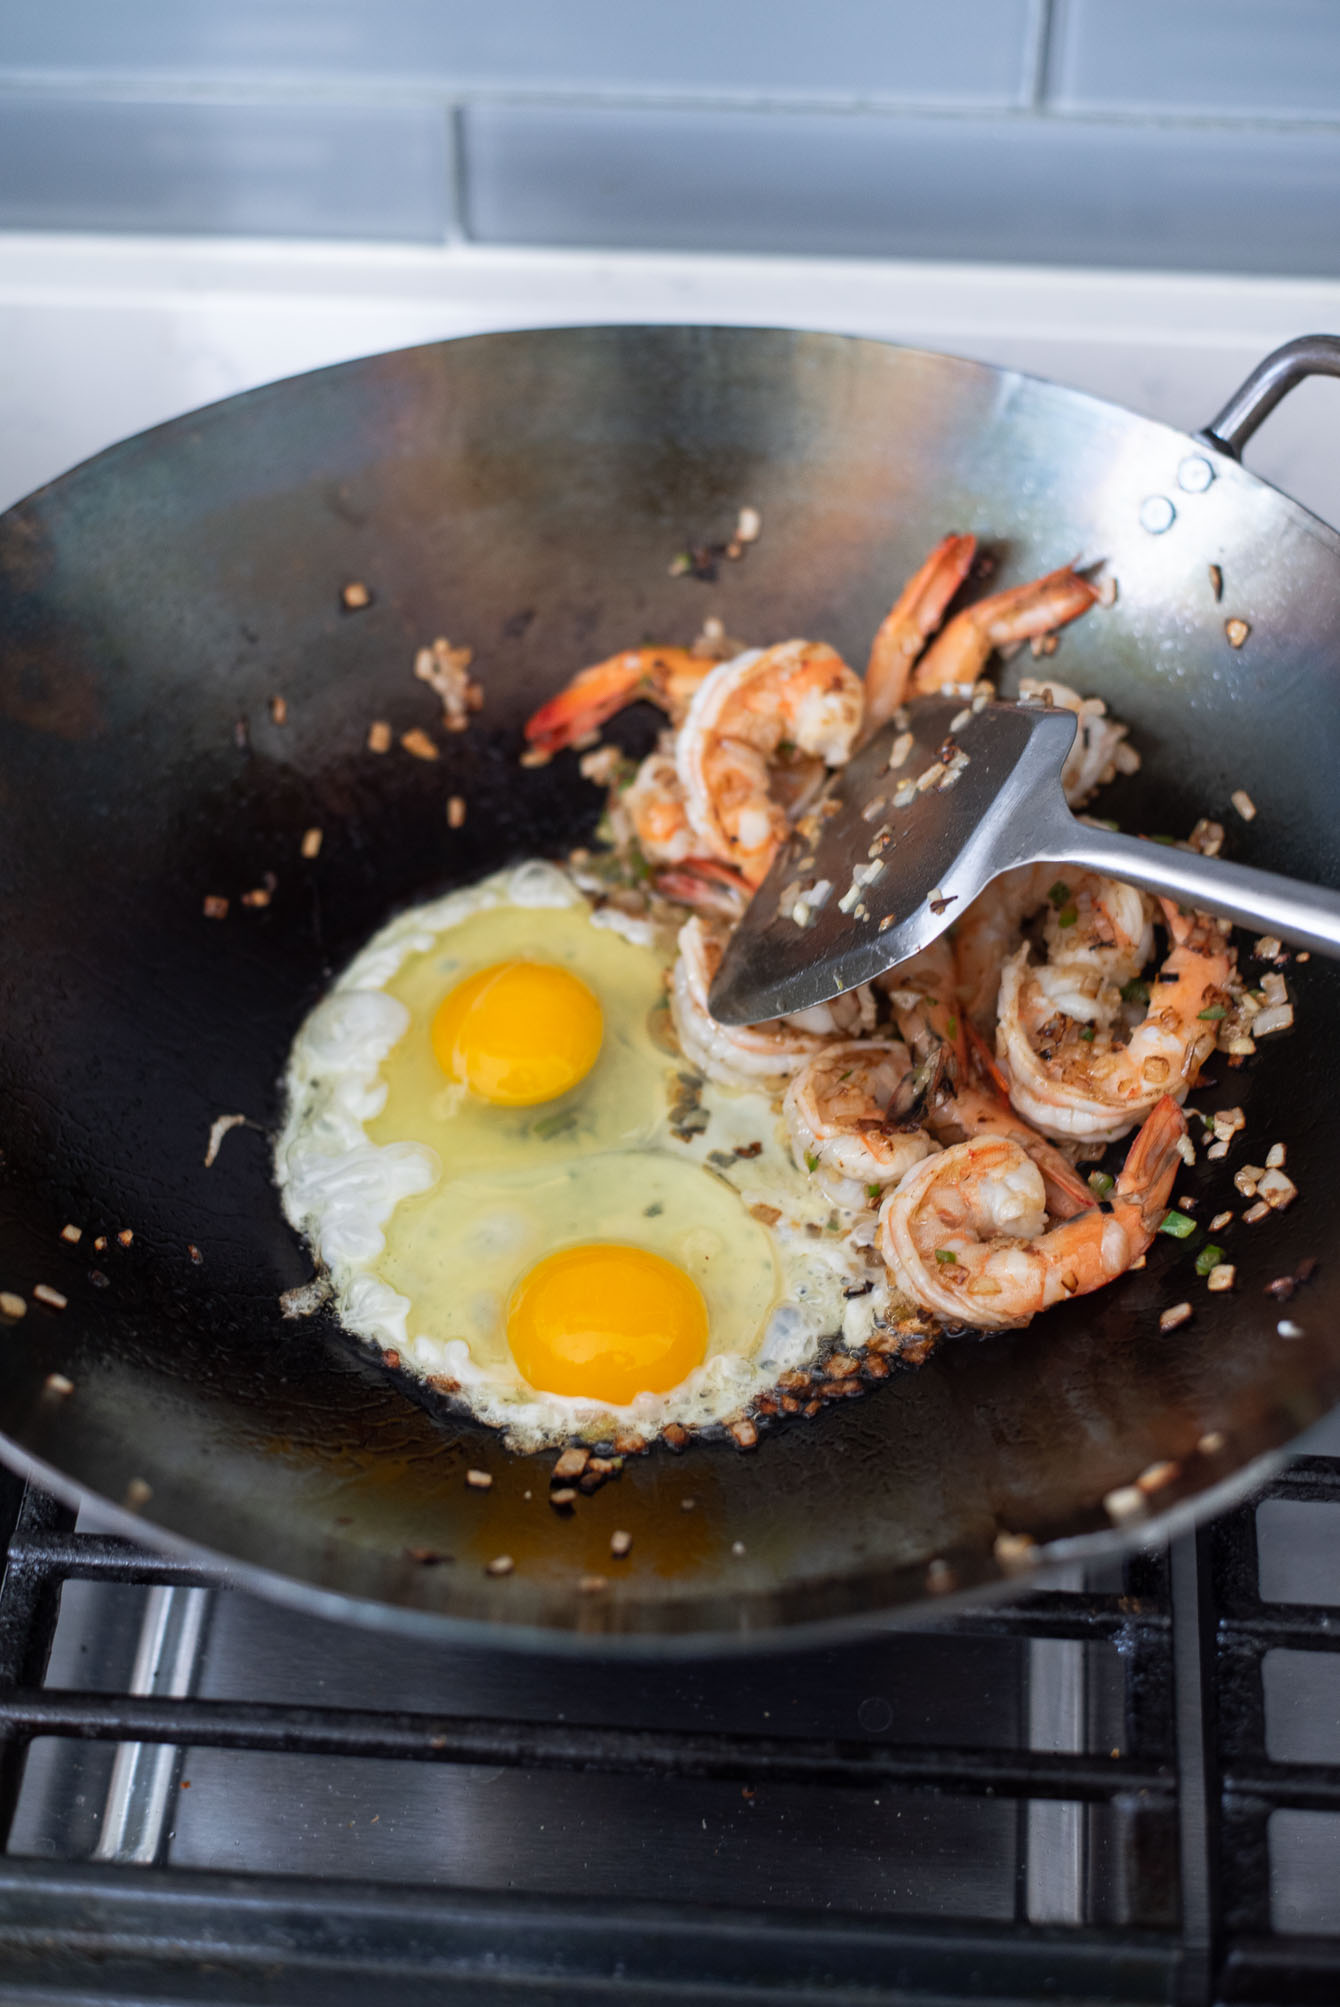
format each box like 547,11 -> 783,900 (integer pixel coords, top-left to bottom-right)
707,695 -> 1340,1026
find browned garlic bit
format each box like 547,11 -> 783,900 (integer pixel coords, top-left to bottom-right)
993,1531 -> 1037,1571
367,719 -> 393,754
414,639 -> 482,732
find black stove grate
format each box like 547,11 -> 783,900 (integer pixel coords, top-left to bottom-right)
0,1458 -> 1336,2005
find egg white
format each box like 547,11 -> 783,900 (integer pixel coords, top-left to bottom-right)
276,862 -> 888,1451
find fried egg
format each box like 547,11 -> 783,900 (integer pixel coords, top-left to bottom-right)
276,862 -> 884,1451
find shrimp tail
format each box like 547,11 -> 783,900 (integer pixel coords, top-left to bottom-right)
525,647 -> 706,753
914,564 -> 1102,695
1114,1093 -> 1188,1238
653,857 -> 753,920
863,533 -> 977,736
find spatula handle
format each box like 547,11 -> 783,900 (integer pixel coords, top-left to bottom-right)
1057,820 -> 1340,959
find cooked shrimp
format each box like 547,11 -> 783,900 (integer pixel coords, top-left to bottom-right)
956,865 -> 1155,1032
525,646 -> 711,754
926,1080 -> 1090,1222
623,750 -> 694,864
653,857 -> 753,921
878,1095 -> 1186,1329
784,984 -> 878,1038
913,565 -> 1101,695
863,533 -> 976,736
875,938 -> 1093,1219
670,916 -> 828,1089
998,899 -> 1231,1145
785,1039 -> 938,1208
677,642 -> 864,885
1016,677 -> 1139,807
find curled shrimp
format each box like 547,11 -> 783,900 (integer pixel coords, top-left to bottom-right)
862,533 -> 977,737
1016,676 -> 1139,807
930,1051 -> 1099,1220
784,1039 -> 938,1208
623,749 -> 695,864
913,565 -> 1101,695
955,865 -> 1155,1032
525,647 -> 711,754
877,934 -> 1094,1220
878,1095 -> 1186,1330
998,898 -> 1231,1146
670,916 -> 828,1089
677,641 -> 864,885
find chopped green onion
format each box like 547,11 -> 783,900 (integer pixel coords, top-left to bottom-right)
1088,1170 -> 1115,1199
945,1013 -> 958,1039
934,1247 -> 957,1265
866,1183 -> 882,1200
1048,879 -> 1072,907
1078,1025 -> 1096,1042
805,1153 -> 819,1173
1056,904 -> 1078,928
1121,979 -> 1150,1006
1195,1243 -> 1225,1277
1158,1208 -> 1196,1239
1197,1004 -> 1227,1021
1150,834 -> 1176,846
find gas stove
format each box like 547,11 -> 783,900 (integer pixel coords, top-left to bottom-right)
2,234 -> 1340,2004
3,1442 -> 1339,2003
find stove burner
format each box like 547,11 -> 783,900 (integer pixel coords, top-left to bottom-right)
1,1456 -> 1337,2002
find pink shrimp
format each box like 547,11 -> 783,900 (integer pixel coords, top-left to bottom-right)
863,532 -> 977,736
879,1095 -> 1187,1330
913,565 -> 1102,695
525,647 -> 712,754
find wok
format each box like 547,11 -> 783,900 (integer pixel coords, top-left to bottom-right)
1,324 -> 1339,1651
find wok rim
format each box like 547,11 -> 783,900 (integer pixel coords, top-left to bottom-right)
0,1422 -> 1297,1660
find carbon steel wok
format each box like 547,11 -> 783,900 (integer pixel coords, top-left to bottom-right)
2,324 -> 1339,1652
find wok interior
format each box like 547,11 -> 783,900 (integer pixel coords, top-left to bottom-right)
1,324 -> 1338,1646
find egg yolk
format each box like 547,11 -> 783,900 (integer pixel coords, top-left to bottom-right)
431,959 -> 603,1106
507,1243 -> 709,1404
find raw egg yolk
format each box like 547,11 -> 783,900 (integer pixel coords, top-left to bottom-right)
506,1244 -> 709,1403
431,959 -> 602,1106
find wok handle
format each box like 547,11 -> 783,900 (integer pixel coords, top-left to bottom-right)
1056,818 -> 1340,962
1203,334 -> 1340,459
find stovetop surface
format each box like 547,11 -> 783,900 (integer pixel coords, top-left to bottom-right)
3,1413 -> 1339,2003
